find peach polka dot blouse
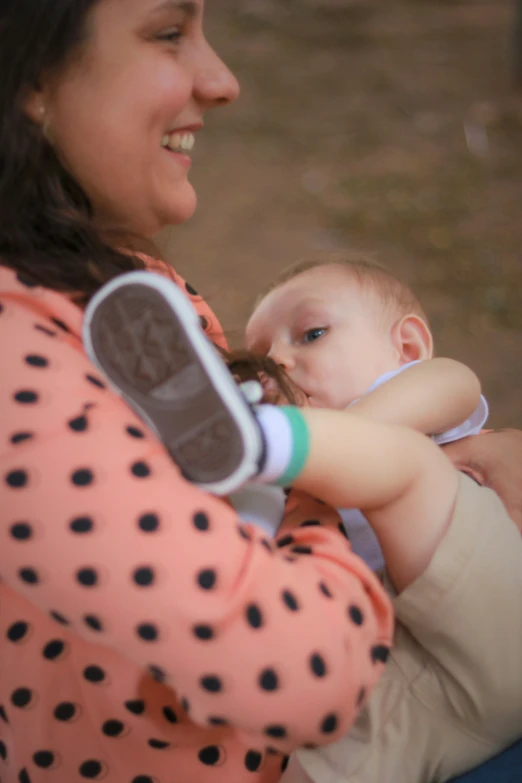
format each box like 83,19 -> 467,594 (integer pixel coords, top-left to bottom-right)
0,260 -> 393,783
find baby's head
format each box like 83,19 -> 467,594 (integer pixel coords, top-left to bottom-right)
246,252 -> 433,409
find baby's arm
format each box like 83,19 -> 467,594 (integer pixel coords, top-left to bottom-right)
291,408 -> 459,593
350,358 -> 481,436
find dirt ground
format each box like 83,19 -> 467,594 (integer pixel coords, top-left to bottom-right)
158,0 -> 522,427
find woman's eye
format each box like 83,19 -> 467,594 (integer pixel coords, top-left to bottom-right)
301,327 -> 326,344
157,27 -> 183,44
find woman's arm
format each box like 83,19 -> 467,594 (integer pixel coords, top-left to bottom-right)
350,358 -> 482,436
443,429 -> 522,530
1,296 -> 393,752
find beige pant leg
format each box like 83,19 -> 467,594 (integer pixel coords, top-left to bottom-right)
294,476 -> 522,783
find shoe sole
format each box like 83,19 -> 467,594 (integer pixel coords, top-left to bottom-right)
83,271 -> 262,495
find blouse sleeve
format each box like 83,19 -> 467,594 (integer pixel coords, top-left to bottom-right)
1,294 -> 393,752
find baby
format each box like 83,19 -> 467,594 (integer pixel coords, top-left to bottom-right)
243,251 -> 488,568
84,265 -> 522,783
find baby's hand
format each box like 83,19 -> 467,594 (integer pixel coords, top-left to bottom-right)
442,429 -> 522,530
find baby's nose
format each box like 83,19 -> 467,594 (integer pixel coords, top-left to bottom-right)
268,343 -> 296,370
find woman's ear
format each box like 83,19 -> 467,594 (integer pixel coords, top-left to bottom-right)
24,88 -> 46,125
391,314 -> 433,364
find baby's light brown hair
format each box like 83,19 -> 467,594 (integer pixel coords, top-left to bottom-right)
258,250 -> 430,331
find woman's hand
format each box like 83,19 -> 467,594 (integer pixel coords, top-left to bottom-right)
442,429 -> 522,530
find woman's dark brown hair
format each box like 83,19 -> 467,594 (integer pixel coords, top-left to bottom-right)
0,0 -> 145,304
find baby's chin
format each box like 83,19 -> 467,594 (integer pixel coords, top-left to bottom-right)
306,395 -> 329,409
307,393 -> 357,410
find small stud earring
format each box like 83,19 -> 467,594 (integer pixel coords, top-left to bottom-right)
39,106 -> 53,143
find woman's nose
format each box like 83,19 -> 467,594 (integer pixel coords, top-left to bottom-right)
193,39 -> 240,108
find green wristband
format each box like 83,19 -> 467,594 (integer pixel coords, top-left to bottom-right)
276,406 -> 311,487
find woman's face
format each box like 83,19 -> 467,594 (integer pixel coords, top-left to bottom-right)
35,0 -> 239,236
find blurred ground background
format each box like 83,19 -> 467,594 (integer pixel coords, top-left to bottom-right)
159,0 -> 522,427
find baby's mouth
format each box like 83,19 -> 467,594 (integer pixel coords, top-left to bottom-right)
161,131 -> 195,153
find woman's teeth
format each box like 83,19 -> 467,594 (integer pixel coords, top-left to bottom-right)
161,131 -> 195,153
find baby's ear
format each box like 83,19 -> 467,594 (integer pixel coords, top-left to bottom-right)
391,314 -> 433,364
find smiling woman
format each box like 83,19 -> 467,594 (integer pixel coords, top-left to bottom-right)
0,0 -> 238,302
0,1 -> 394,783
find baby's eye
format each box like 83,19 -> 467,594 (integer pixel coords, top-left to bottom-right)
301,327 -> 327,344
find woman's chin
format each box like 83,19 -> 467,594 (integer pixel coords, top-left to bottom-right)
171,181 -> 198,221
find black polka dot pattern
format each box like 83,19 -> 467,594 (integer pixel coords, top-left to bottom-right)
34,323 -> 56,337
76,568 -> 98,587
71,469 -> 94,487
259,668 -> 279,691
162,706 -> 177,723
200,675 -> 222,693
320,713 -> 338,734
70,516 -> 94,534
85,374 -> 105,389
300,519 -> 321,528
19,567 -> 39,584
244,750 -> 263,772
292,545 -> 313,555
11,688 -> 33,708
125,700 -> 146,716
193,512 -> 210,531
84,615 -> 103,632
10,522 -> 33,540
69,415 -> 88,433
102,719 -> 126,737
50,610 -> 69,626
83,665 -> 105,684
133,567 -> 155,587
33,750 -> 56,769
10,432 -> 34,444
319,581 -> 333,598
138,513 -> 160,532
198,746 -> 222,765
148,665 -> 166,684
282,590 -> 299,611
246,603 -> 263,629
349,605 -> 364,626
371,644 -> 390,664
7,621 -> 31,643
51,317 -> 70,333
54,702 -> 80,722
310,653 -> 327,677
194,624 -> 214,640
137,623 -> 158,642
6,470 -> 29,488
197,569 -> 217,590
276,534 -> 294,549
79,759 -> 104,778
131,461 -> 151,478
264,724 -> 287,739
126,425 -> 144,439
148,738 -> 170,749
14,390 -> 39,404
25,354 -> 48,368
42,640 -> 67,660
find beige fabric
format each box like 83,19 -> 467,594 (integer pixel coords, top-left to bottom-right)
284,474 -> 522,783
